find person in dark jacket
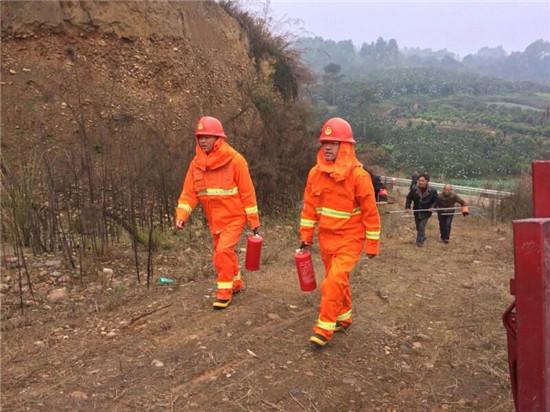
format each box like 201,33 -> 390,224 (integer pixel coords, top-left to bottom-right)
410,171 -> 419,190
365,167 -> 383,201
405,174 -> 438,247
372,174 -> 383,201
436,184 -> 468,243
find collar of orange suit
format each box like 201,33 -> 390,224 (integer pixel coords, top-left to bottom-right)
316,142 -> 362,182
194,138 -> 237,171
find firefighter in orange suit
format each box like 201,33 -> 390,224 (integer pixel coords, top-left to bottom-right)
175,116 -> 260,309
299,117 -> 381,347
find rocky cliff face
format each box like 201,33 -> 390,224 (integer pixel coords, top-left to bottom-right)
2,1 -> 240,45
1,1 -> 266,153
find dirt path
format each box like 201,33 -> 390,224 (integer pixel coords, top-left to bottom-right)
1,208 -> 515,411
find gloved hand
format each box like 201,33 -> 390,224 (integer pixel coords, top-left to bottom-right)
252,227 -> 260,236
176,219 -> 185,230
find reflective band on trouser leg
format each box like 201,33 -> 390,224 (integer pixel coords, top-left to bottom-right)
245,206 -> 258,215
177,203 -> 193,214
316,319 -> 337,331
217,281 -> 233,289
336,308 -> 352,322
366,230 -> 380,240
300,218 -> 316,228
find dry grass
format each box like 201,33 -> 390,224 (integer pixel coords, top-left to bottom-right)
497,174 -> 532,221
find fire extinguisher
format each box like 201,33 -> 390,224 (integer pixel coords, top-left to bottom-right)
245,233 -> 263,271
295,248 -> 316,292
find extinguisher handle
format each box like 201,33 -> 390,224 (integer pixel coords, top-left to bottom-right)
252,227 -> 260,236
299,241 -> 310,251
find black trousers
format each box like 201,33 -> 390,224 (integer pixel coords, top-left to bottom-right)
414,213 -> 430,244
438,213 -> 454,241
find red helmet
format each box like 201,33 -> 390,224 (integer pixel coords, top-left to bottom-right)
319,117 -> 356,143
195,116 -> 226,138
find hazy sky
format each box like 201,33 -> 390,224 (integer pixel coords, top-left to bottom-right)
246,1 -> 550,57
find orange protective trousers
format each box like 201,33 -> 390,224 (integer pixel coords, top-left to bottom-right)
314,238 -> 363,340
212,220 -> 245,300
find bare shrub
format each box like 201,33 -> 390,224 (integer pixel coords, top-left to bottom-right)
497,174 -> 532,221
219,1 -> 311,101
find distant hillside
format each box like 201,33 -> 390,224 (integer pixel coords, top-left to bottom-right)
295,37 -> 550,86
297,35 -> 550,179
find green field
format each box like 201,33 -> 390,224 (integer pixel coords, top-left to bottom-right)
448,177 -> 519,190
486,101 -> 544,112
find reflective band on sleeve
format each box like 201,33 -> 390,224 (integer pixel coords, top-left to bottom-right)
245,206 -> 258,215
316,318 -> 337,331
366,230 -> 381,240
316,207 -> 361,219
300,218 -> 317,228
217,281 -> 233,289
198,187 -> 239,196
336,309 -> 352,322
177,203 -> 193,213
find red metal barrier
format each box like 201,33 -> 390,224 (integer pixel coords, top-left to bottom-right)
505,161 -> 550,411
532,160 -> 550,218
503,302 -> 518,406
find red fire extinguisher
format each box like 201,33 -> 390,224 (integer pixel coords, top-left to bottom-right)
295,248 -> 316,292
245,234 -> 263,271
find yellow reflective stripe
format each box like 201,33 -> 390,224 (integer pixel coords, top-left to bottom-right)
234,272 -> 242,280
217,281 -> 233,289
336,309 -> 352,321
198,187 -> 239,196
300,218 -> 317,227
366,230 -> 381,240
316,319 -> 337,331
245,206 -> 258,215
316,207 -> 361,219
177,203 -> 192,213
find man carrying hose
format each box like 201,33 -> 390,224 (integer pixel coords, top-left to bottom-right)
436,184 -> 469,244
405,173 -> 438,247
175,116 -> 260,309
299,117 -> 381,348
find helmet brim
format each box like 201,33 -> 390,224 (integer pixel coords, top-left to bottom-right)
196,131 -> 227,138
319,136 -> 356,143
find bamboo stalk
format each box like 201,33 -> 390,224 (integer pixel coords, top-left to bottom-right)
390,207 -> 464,213
146,206 -> 154,289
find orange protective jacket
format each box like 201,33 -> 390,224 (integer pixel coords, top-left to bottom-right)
176,139 -> 260,233
299,143 -> 381,255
